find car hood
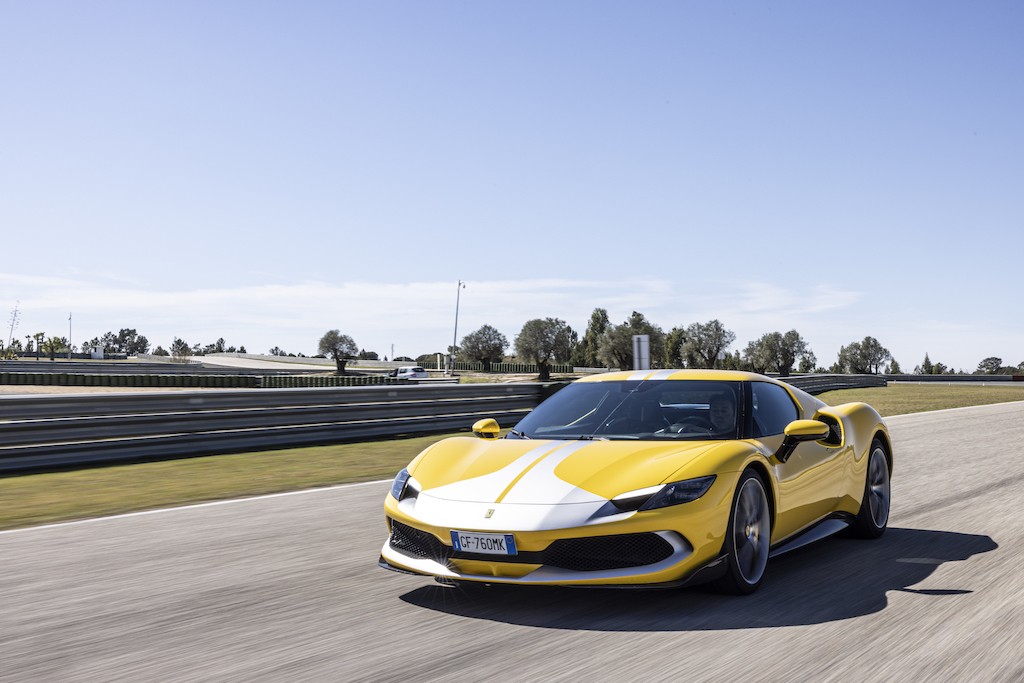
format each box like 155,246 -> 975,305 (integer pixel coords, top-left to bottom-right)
409,437 -> 719,505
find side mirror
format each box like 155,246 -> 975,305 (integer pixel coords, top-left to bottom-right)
472,418 -> 501,439
784,420 -> 831,441
775,419 -> 830,463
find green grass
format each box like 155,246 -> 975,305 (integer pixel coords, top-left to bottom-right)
817,382 -> 1024,416
2,383 -> 1023,531
0,432 -> 466,531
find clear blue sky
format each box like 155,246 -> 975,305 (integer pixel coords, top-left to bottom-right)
3,2 -> 1022,369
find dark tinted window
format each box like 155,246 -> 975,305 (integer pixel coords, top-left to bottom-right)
512,380 -> 741,441
750,382 -> 799,437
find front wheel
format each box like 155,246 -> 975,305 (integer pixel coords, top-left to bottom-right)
849,439 -> 890,538
713,469 -> 771,595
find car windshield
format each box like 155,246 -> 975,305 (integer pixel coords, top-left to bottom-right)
511,379 -> 741,441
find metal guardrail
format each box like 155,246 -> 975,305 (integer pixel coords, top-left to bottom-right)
0,374 -> 887,472
0,360 -> 322,375
0,384 -> 549,472
781,374 -> 888,395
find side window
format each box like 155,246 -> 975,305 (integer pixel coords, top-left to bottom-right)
750,382 -> 799,437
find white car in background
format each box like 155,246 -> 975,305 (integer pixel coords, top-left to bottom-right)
390,366 -> 429,380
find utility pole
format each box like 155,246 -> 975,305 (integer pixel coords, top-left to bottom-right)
450,280 -> 465,375
6,301 -> 19,350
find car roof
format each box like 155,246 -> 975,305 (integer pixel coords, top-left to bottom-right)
576,369 -> 771,383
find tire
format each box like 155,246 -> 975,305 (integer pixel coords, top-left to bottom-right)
713,469 -> 772,595
849,438 -> 890,539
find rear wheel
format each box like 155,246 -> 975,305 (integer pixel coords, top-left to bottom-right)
713,469 -> 771,595
849,439 -> 890,538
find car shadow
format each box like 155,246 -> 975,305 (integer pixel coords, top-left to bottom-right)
398,528 -> 997,631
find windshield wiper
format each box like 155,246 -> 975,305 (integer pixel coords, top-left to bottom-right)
507,429 -> 531,439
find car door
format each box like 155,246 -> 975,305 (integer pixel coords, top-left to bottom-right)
748,381 -> 844,541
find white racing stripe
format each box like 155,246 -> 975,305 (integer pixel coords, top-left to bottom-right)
501,441 -> 603,504
424,441 -> 569,502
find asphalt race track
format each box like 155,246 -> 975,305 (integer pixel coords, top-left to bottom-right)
2,402 -> 1023,682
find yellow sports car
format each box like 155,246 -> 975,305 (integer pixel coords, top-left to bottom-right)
379,370 -> 892,593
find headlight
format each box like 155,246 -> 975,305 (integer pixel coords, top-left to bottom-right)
612,476 -> 716,512
390,468 -> 421,502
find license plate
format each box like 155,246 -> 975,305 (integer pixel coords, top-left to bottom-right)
450,530 -> 517,555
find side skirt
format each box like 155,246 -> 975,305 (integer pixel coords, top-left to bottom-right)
769,514 -> 854,558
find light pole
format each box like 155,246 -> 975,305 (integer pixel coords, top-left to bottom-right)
450,280 -> 465,375
68,312 -> 72,360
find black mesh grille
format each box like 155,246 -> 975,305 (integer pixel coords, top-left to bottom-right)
389,520 -> 674,573
542,533 -> 674,571
389,520 -> 452,560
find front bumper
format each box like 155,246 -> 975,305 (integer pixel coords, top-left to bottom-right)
377,550 -> 729,589
380,478 -> 734,586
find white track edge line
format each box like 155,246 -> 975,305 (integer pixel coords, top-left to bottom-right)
884,399 -> 1024,421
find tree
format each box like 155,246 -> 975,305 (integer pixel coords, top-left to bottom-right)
515,318 -> 574,381
886,358 -> 902,374
797,351 -> 818,373
572,308 -> 610,368
977,357 -> 1003,375
98,331 -> 117,352
680,320 -> 735,369
743,334 -> 777,374
318,330 -> 358,374
860,336 -> 891,374
744,330 -> 813,376
776,330 -> 812,376
357,349 -> 380,361
201,338 -> 227,355
922,353 -> 933,374
269,346 -> 287,356
42,336 -> 67,360
152,346 -> 169,356
460,324 -> 508,372
837,336 -> 892,374
416,353 -> 443,367
170,337 -> 191,362
664,326 -> 687,368
88,329 -> 150,355
1,338 -> 23,359
836,342 -> 866,374
597,312 -> 666,371
722,350 -> 745,371
115,328 -> 150,355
